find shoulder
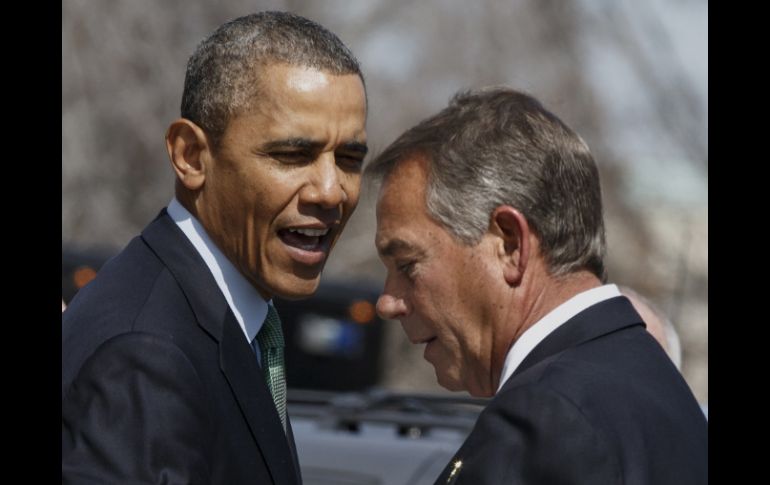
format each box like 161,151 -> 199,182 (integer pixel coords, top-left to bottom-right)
485,378 -> 607,437
475,338 -> 708,484
505,320 -> 682,408
448,382 -> 621,484
63,235 -> 169,323
62,237 -> 201,395
62,332 -> 213,483
498,338 -> 680,437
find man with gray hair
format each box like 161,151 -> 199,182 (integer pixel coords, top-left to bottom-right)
367,87 -> 707,484
63,11 -> 368,484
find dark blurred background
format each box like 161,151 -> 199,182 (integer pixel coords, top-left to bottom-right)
62,0 -> 707,404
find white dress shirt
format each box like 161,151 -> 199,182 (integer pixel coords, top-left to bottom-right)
496,284 -> 621,394
167,198 -> 269,358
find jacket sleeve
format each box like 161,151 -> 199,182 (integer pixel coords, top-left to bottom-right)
62,332 -> 213,484
436,384 -> 622,485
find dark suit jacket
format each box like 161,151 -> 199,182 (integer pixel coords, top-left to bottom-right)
434,296 -> 707,485
62,210 -> 302,484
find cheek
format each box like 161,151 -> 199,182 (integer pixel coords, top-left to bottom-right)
342,173 -> 362,204
256,175 -> 302,218
436,296 -> 482,360
445,323 -> 473,363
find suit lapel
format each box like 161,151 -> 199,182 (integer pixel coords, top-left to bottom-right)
285,416 -> 303,483
141,211 -> 230,341
513,296 -> 644,379
142,210 -> 299,485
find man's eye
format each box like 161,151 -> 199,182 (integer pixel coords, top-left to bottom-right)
271,152 -> 311,164
397,261 -> 416,277
336,154 -> 365,171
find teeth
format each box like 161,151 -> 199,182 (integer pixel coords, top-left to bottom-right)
289,228 -> 329,237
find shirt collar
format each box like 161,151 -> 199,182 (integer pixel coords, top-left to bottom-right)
167,198 -> 268,343
496,283 -> 621,393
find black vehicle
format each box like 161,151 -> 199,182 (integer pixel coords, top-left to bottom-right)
289,389 -> 485,485
275,281 -> 384,391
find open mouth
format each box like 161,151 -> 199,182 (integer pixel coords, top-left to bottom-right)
278,227 -> 333,265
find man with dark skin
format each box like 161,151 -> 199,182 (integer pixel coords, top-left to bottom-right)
367,87 -> 707,484
62,12 -> 367,484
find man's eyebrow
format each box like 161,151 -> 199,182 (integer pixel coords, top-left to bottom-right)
261,138 -> 324,151
378,238 -> 420,258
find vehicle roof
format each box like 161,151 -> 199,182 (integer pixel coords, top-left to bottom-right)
289,389 -> 486,485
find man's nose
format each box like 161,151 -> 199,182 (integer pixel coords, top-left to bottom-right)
376,292 -> 408,320
301,155 -> 347,209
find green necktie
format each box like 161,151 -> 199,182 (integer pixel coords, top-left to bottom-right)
255,305 -> 287,432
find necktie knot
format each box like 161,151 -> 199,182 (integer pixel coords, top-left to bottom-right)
257,304 -> 284,350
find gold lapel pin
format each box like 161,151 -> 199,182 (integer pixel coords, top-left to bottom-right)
447,459 -> 463,483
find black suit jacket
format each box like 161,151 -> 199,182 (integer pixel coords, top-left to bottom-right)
62,211 -> 302,484
434,297 -> 707,485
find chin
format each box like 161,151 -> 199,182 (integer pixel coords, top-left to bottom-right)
435,370 -> 464,393
269,275 -> 322,301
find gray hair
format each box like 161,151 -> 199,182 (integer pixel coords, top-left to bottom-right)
366,87 -> 606,280
181,11 -> 364,148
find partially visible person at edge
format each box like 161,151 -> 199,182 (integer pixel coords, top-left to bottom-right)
619,286 -> 708,419
62,11 -> 368,484
366,87 -> 707,484
619,285 -> 683,369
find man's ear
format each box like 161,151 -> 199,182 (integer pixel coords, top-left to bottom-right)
165,119 -> 210,191
490,206 -> 531,286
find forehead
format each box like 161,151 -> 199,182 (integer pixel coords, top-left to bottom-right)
376,155 -> 428,219
260,63 -> 365,109
284,66 -> 331,92
375,156 -> 440,255
225,63 -> 367,145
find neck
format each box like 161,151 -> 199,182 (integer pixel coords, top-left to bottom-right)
174,185 -> 200,220
519,269 -> 602,338
490,267 -> 602,388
